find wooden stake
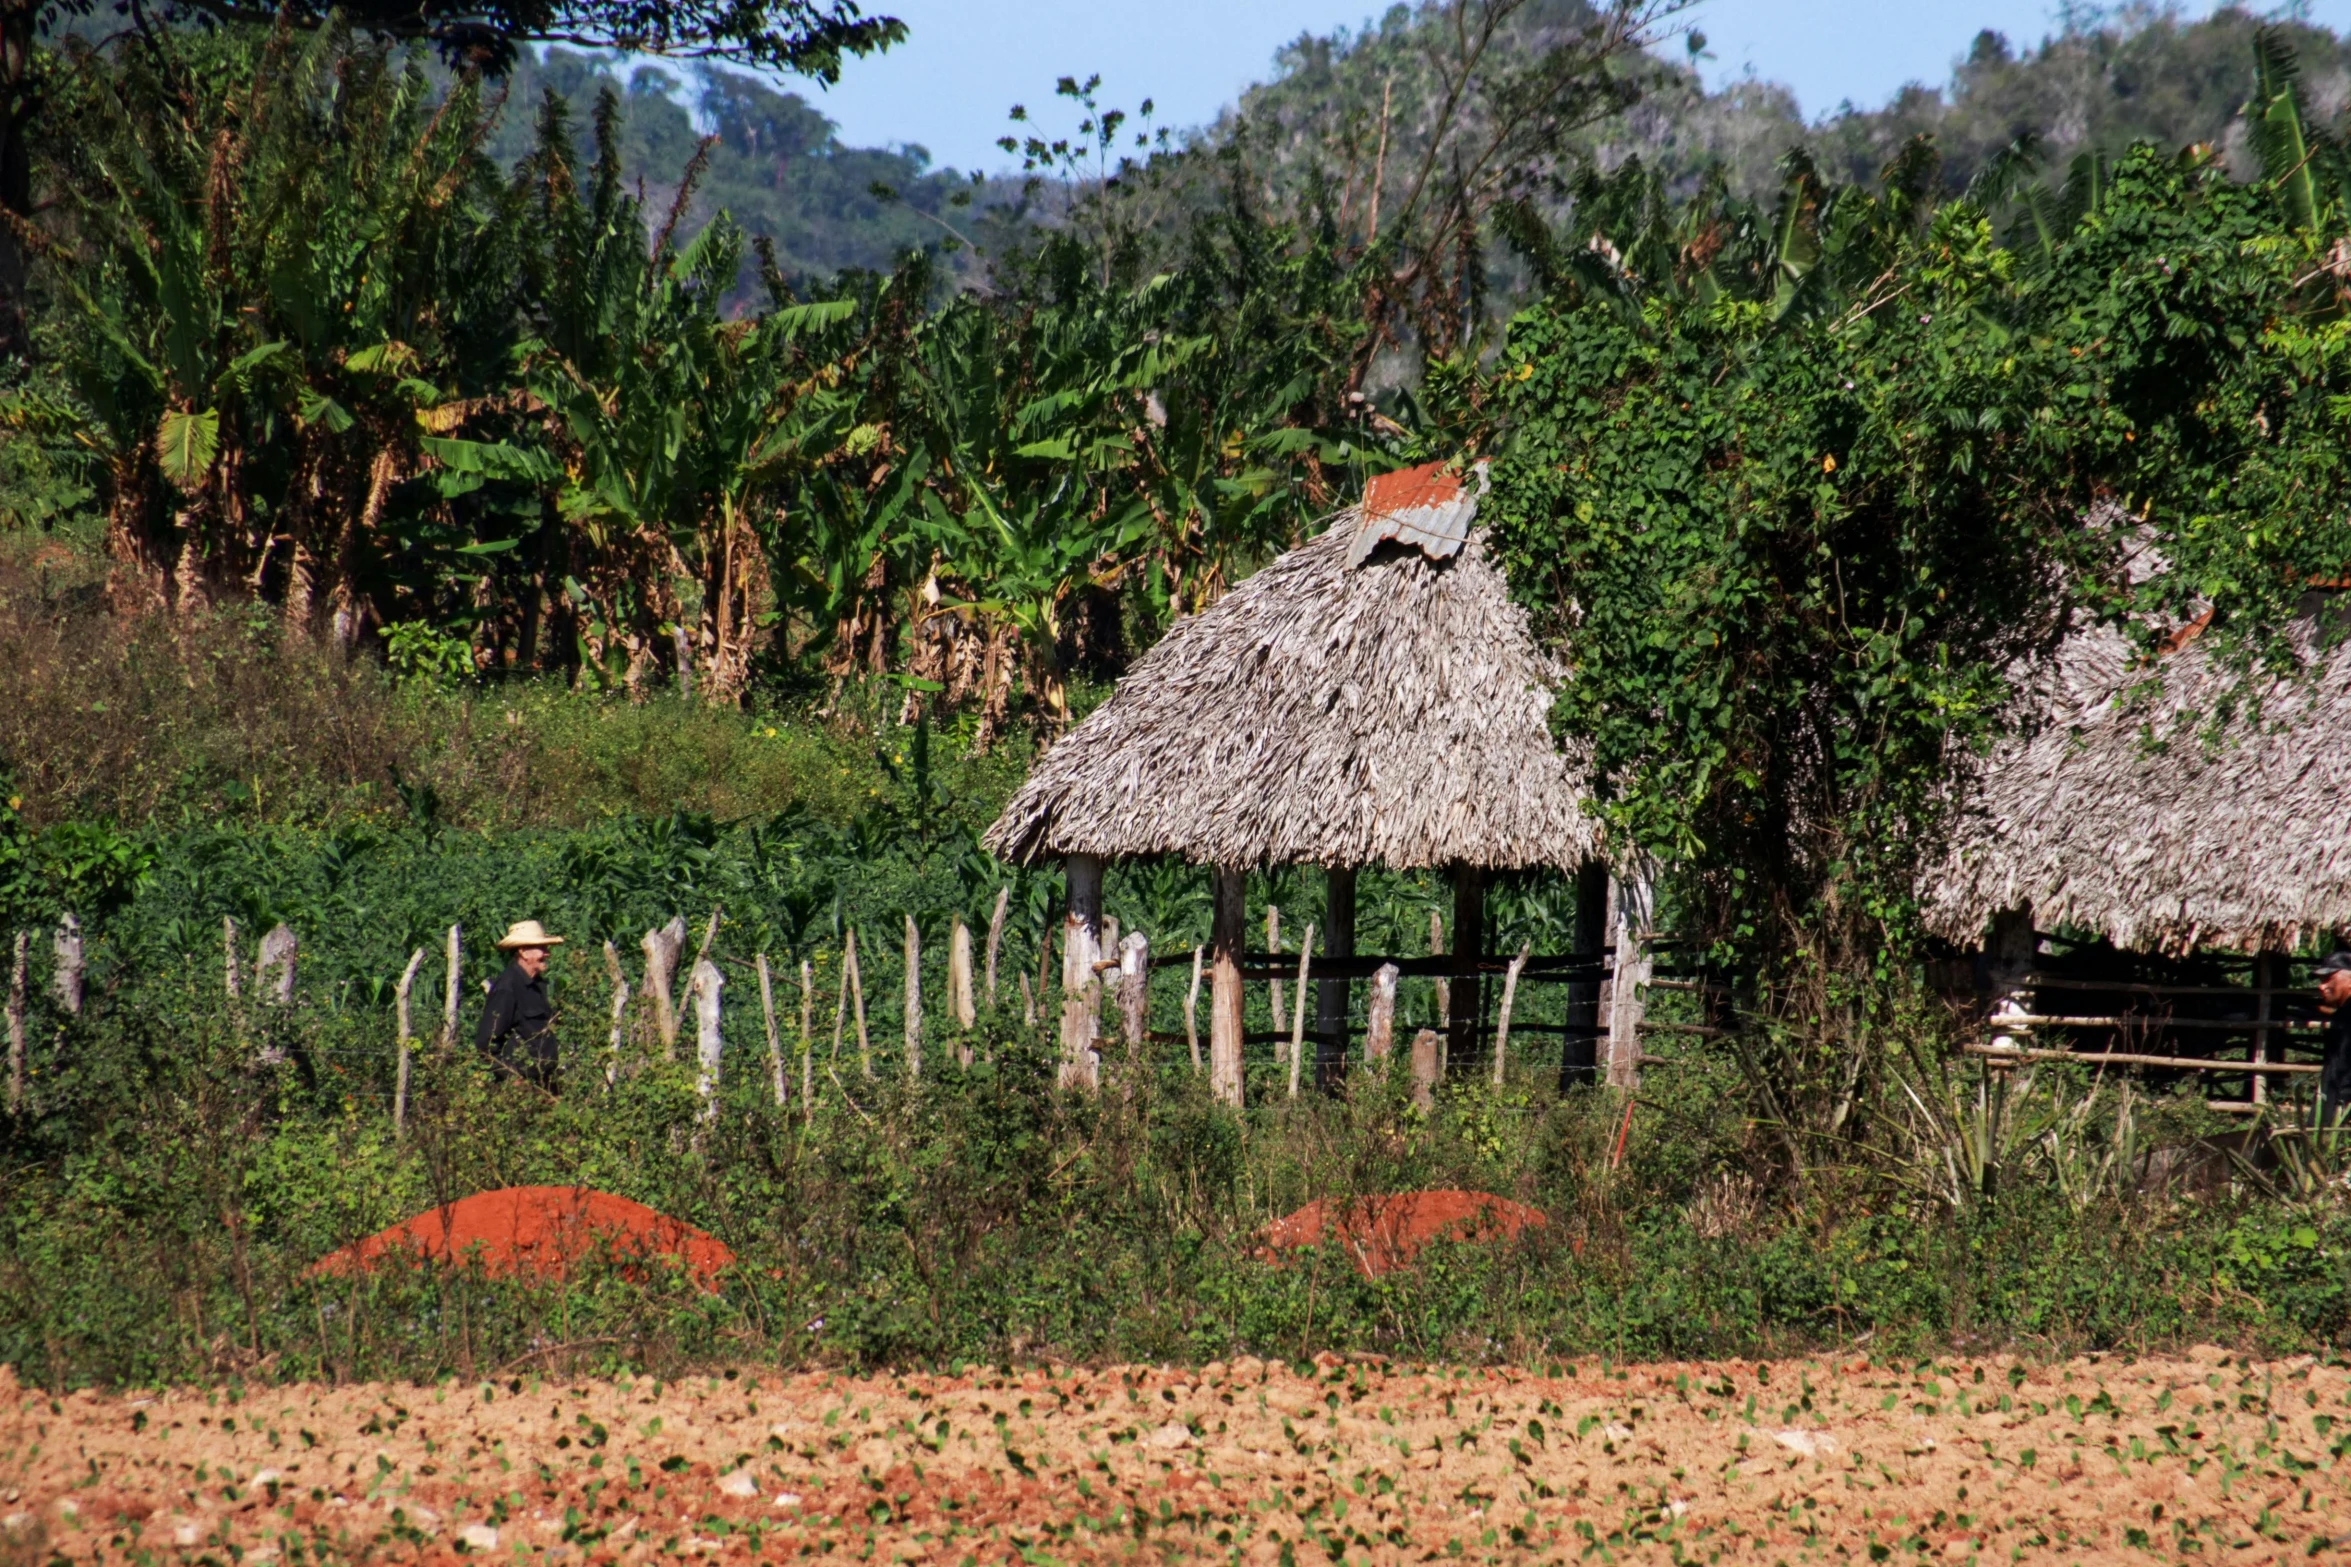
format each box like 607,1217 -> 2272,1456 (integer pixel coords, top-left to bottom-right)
1264,905 -> 1284,1052
1210,867 -> 1246,1108
903,914 -> 923,1081
846,929 -> 872,1078
757,954 -> 786,1107
641,918 -> 684,1051
983,887 -> 1009,1006
1020,972 -> 1037,1025
831,942 -> 851,1065
6,932 -> 25,1115
1409,1028 -> 1440,1110
691,905 -> 724,974
440,924 -> 462,1049
1059,854 -> 1104,1092
601,940 -> 629,1085
1428,910 -> 1448,1035
1287,923 -> 1314,1098
1117,933 -> 1149,1064
1365,962 -> 1399,1063
393,946 -> 426,1135
257,923 -> 298,1005
51,913 -> 81,1016
949,918 -> 977,1033
1493,942 -> 1531,1087
223,915 -> 241,1000
1184,945 -> 1203,1072
690,958 -> 724,1114
799,958 -> 816,1121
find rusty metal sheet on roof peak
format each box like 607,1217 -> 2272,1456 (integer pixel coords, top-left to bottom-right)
1348,458 -> 1490,568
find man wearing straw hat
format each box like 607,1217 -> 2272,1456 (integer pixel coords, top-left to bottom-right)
478,920 -> 564,1091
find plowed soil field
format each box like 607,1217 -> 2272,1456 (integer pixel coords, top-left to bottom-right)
4,1351 -> 2346,1563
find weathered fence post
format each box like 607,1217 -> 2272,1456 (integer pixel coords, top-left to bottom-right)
1428,910 -> 1448,1038
1286,923 -> 1314,1098
903,915 -> 923,1081
440,924 -> 462,1049
6,932 -> 24,1114
1019,972 -> 1037,1026
1409,1028 -> 1441,1110
846,928 -> 872,1078
1264,906 -> 1284,1057
757,954 -> 786,1108
393,946 -> 426,1135
1365,962 -> 1399,1064
1209,867 -> 1246,1108
691,958 -> 723,1114
1492,943 -> 1531,1088
1184,945 -> 1203,1072
257,923 -> 298,1006
949,918 -> 977,1034
983,887 -> 1009,1007
1605,874 -> 1654,1090
1059,854 -> 1104,1091
798,958 -> 816,1120
1117,932 -> 1149,1065
52,913 -> 81,1016
223,915 -> 241,1000
641,918 -> 684,1052
601,941 -> 629,1085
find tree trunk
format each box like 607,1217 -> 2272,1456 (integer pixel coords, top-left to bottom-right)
1209,866 -> 1245,1108
0,0 -> 36,363
1058,853 -> 1104,1091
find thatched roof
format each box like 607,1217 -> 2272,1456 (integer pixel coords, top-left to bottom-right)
1922,617 -> 2351,955
984,516 -> 1599,871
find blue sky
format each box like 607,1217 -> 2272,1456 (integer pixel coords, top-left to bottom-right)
806,0 -> 2351,175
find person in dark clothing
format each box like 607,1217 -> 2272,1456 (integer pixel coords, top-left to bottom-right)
478,919 -> 564,1091
2317,951 -> 2351,1129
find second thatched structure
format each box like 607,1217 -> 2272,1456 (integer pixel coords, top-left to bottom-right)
987,462 -> 1612,1105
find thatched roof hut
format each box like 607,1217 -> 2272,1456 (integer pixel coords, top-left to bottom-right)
987,461 -> 1608,1104
984,515 -> 1598,873
1923,619 -> 2351,956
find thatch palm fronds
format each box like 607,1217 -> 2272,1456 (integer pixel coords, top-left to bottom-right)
984,519 -> 1597,873
1924,621 -> 2351,956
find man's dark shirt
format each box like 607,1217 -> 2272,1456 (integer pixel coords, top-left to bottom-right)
477,960 -> 557,1091
2323,1005 -> 2351,1121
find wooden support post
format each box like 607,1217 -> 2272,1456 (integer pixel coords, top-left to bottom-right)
51,913 -> 81,1017
949,918 -> 977,1035
1316,866 -> 1356,1091
1409,1029 -> 1440,1110
1184,945 -> 1203,1072
1020,972 -> 1037,1025
1364,963 -> 1399,1064
1985,904 -> 2035,1051
440,924 -> 462,1050
846,929 -> 871,1078
1493,943 -> 1531,1088
1117,933 -> 1149,1065
903,914 -> 923,1081
1060,853 -> 1105,1091
394,946 -> 426,1135
757,954 -> 786,1108
1561,858 -> 1605,1087
1605,873 -> 1653,1090
257,923 -> 298,1005
1264,905 -> 1284,1056
7,931 -> 25,1115
799,959 -> 816,1119
2253,952 -> 2276,1108
983,887 -> 1009,1007
223,916 -> 241,1000
641,918 -> 685,1052
1448,866 -> 1486,1074
1287,925 -> 1314,1098
1428,910 -> 1449,1038
1210,866 -> 1246,1108
691,958 -> 723,1114
601,941 -> 629,1085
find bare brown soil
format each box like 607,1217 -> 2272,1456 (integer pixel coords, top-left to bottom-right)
3,1351 -> 2345,1563
1258,1190 -> 1547,1279
310,1188 -> 735,1289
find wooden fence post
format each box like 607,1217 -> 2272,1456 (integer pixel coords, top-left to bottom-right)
1117,933 -> 1149,1065
1264,905 -> 1284,1058
1605,874 -> 1653,1090
1210,866 -> 1246,1108
691,958 -> 723,1115
1428,911 -> 1448,1037
983,887 -> 1009,1007
440,924 -> 462,1050
223,916 -> 241,1000
601,941 -> 629,1085
1184,945 -> 1203,1071
393,947 -> 426,1135
257,923 -> 298,1005
1364,962 -> 1399,1064
1060,854 -> 1104,1091
51,913 -> 81,1016
1493,943 -> 1530,1088
949,918 -> 976,1035
641,918 -> 685,1052
799,958 -> 815,1120
846,928 -> 872,1078
1287,923 -> 1314,1098
903,914 -> 923,1081
6,932 -> 24,1115
1020,972 -> 1037,1026
1409,1028 -> 1440,1110
757,954 -> 786,1108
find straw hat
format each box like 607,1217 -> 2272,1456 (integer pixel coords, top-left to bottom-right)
495,919 -> 565,950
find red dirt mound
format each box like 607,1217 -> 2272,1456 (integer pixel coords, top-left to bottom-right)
1257,1189 -> 1547,1279
311,1186 -> 733,1287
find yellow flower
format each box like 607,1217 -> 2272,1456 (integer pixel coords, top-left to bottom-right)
1821,454 -> 1838,473
5,796 -> 16,810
